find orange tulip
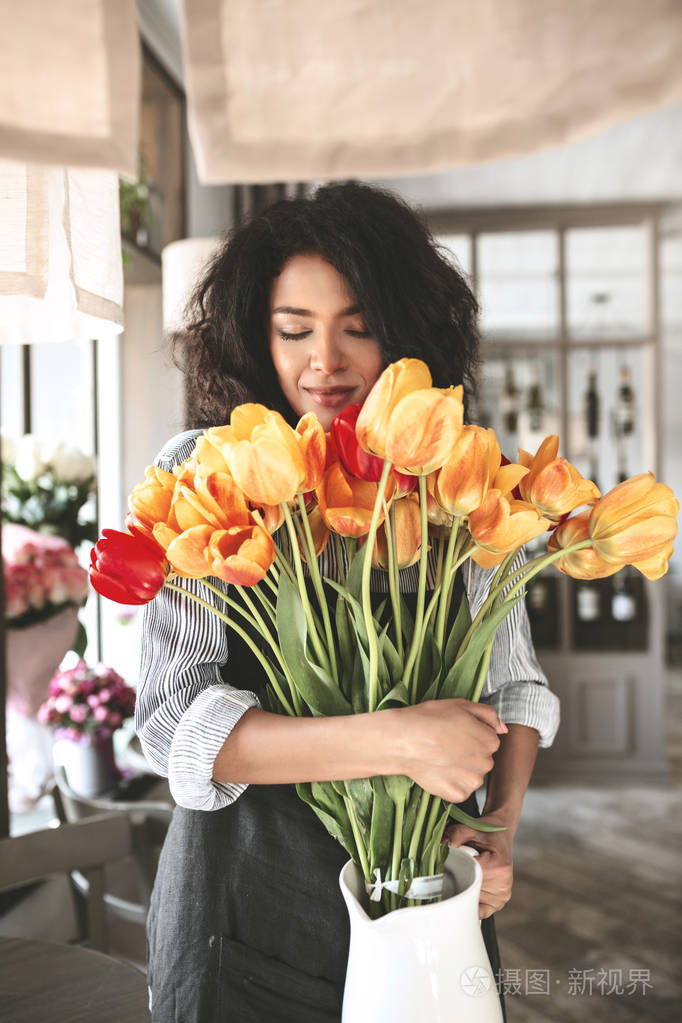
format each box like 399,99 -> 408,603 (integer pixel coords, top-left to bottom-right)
164,523 -> 214,577
355,359 -> 464,474
468,490 -> 552,555
193,433 -> 231,474
518,435 -> 600,522
214,404 -> 306,506
370,493 -> 422,570
316,462 -> 394,538
171,469 -> 251,533
433,426 -> 528,517
547,511 -> 622,579
631,544 -> 674,581
128,465 -> 177,536
589,472 -> 678,566
207,517 -> 275,586
296,413 -> 327,491
297,504 -> 330,562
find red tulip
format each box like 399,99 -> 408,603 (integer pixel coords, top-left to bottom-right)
89,527 -> 167,605
331,403 -> 417,493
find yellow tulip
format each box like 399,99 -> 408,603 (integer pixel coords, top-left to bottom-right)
631,544 -> 674,581
355,358 -> 463,474
296,412 -> 327,491
434,426 -> 528,517
316,462 -> 393,538
468,490 -> 552,554
589,472 -> 679,565
547,511 -> 622,579
165,523 -> 214,577
518,435 -> 600,522
370,493 -> 422,570
219,407 -> 306,506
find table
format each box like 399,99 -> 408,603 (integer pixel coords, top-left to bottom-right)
0,937 -> 150,1022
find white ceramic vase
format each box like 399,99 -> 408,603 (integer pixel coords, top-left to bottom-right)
339,845 -> 503,1023
53,733 -> 118,798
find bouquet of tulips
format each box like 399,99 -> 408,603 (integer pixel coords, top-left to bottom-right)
90,358 -> 678,917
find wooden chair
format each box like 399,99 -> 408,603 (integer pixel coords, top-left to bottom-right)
52,765 -> 172,925
0,813 -> 132,953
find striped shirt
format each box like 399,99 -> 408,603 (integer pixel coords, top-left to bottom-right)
136,430 -> 560,811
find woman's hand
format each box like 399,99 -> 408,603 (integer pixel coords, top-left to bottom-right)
394,699 -> 508,805
443,812 -> 514,919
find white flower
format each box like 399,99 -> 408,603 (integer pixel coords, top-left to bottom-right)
14,435 -> 47,482
1,433 -> 16,464
46,442 -> 97,484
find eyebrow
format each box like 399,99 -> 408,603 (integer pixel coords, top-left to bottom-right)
272,304 -> 362,317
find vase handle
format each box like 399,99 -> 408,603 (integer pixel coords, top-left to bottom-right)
458,844 -> 480,858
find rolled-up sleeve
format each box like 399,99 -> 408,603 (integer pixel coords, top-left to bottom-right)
463,554 -> 560,748
134,431 -> 261,811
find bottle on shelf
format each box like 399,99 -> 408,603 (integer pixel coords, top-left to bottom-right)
614,364 -> 635,437
576,579 -> 600,623
610,568 -> 637,623
526,369 -> 544,432
585,367 -> 600,440
500,365 -> 520,434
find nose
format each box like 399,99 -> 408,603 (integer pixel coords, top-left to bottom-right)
308,328 -> 347,375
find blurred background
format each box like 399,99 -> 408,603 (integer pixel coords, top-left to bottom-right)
0,2 -> 680,1021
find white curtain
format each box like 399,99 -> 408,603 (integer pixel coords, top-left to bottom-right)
180,0 -> 682,184
0,162 -> 123,344
0,0 -> 140,178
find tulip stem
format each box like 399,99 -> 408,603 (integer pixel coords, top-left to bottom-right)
273,543 -> 297,586
457,539 -> 594,659
471,640 -> 495,704
343,794 -> 371,883
199,579 -> 303,714
362,460 -> 394,713
297,493 -> 338,682
408,788 -> 431,864
403,476 -> 430,699
282,502 -> 331,674
423,796 -> 444,876
165,582 -> 295,716
434,525 -> 446,591
333,532 -> 348,585
385,500 -> 403,660
435,517 -> 461,651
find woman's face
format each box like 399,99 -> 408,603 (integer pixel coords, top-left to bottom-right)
268,253 -> 384,431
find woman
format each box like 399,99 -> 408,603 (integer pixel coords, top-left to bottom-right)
137,182 -> 559,1022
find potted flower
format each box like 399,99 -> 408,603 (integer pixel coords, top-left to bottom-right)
1,433 -> 97,550
39,660 -> 136,797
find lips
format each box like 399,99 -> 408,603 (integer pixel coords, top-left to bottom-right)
304,386 -> 357,409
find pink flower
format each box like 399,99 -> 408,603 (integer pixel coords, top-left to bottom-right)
98,688 -> 112,704
106,711 -> 123,729
86,694 -> 100,708
54,694 -> 73,714
93,705 -> 109,722
69,703 -> 89,723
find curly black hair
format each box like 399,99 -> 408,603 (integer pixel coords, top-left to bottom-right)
172,182 -> 480,429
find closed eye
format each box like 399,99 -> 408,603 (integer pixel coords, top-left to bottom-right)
277,330 -> 312,341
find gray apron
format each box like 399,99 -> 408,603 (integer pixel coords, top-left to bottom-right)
147,583 -> 507,1023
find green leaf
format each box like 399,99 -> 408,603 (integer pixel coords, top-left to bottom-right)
376,681 -> 410,711
296,783 -> 356,857
368,776 -> 394,875
443,592 -> 472,673
333,591 -> 354,700
420,802 -> 451,874
436,841 -> 450,873
377,623 -> 403,688
439,596 -> 523,701
398,856 -> 415,898
71,620 -> 88,658
383,774 -> 412,806
325,580 -> 370,653
403,782 -> 423,840
344,777 -> 373,846
276,572 -> 351,717
448,805 -> 507,832
414,619 -> 442,702
345,545 -> 367,602
399,594 -> 415,644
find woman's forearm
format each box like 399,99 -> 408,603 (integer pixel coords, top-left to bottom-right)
212,707 -> 403,786
480,723 -> 539,832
